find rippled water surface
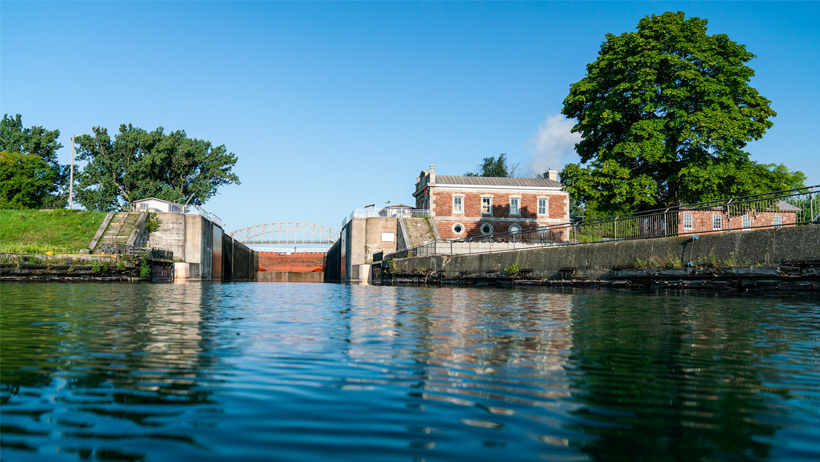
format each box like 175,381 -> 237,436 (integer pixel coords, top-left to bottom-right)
1,283 -> 819,461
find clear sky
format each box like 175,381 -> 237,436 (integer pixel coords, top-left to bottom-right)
2,1 -> 818,232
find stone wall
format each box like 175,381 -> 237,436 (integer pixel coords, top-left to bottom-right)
390,225 -> 820,280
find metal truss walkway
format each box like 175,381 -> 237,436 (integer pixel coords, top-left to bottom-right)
228,222 -> 340,244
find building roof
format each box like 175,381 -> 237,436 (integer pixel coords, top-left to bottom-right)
132,197 -> 174,204
774,200 -> 801,212
435,176 -> 562,188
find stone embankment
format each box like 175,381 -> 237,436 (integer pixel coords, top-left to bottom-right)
380,225 -> 820,291
0,253 -> 169,282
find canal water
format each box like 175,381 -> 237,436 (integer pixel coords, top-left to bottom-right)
1,283 -> 819,462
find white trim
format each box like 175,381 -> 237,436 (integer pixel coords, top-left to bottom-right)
712,214 -> 723,230
480,195 -> 493,215
435,216 -> 565,223
773,215 -> 783,229
682,213 -> 693,230
434,184 -> 563,192
508,224 -> 521,234
509,196 -> 521,216
451,223 -> 465,235
537,196 -> 549,217
452,194 -> 464,214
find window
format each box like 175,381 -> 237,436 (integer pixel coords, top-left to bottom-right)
773,216 -> 783,229
452,196 -> 463,214
713,214 -> 723,230
480,223 -> 494,235
510,197 -> 520,216
683,213 -> 693,230
452,223 -> 465,235
508,224 -> 521,234
538,198 -> 548,216
742,214 -> 751,229
137,203 -> 147,210
481,197 -> 492,214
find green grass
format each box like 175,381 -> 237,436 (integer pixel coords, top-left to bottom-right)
0,209 -> 108,254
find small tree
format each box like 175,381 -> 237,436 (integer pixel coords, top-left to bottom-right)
465,153 -> 519,177
561,11 -> 804,216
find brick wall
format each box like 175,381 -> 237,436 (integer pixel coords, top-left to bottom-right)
432,189 -> 568,220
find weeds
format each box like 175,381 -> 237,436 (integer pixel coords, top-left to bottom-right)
117,260 -> 125,271
505,262 -> 520,275
145,212 -> 162,233
91,259 -> 102,273
634,257 -> 648,269
665,258 -> 682,269
140,263 -> 151,278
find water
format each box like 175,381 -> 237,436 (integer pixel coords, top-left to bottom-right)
1,283 -> 819,462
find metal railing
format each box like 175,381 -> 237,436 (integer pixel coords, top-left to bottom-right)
379,208 -> 430,218
185,205 -> 222,228
385,185 -> 820,260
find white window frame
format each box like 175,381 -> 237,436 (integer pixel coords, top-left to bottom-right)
713,214 -> 723,230
451,223 -> 465,235
508,224 -> 521,234
537,197 -> 549,217
509,196 -> 521,216
773,215 -> 783,229
682,213 -> 693,230
452,195 -> 464,214
481,196 -> 493,215
480,223 -> 494,235
742,214 -> 751,230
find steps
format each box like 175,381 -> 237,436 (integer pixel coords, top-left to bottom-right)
403,218 -> 438,247
89,212 -> 147,253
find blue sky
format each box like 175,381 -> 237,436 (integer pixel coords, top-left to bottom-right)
2,1 -> 818,232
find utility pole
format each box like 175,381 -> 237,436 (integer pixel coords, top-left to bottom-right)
69,132 -> 93,209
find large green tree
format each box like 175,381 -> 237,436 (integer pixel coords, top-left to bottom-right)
0,151 -> 58,209
0,114 -> 65,208
74,124 -> 240,212
465,153 -> 519,177
560,11 -> 805,217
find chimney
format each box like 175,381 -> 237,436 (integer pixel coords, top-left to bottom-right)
547,170 -> 558,181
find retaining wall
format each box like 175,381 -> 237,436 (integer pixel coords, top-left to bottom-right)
390,226 -> 820,280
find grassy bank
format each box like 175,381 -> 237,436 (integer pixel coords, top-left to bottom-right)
0,209 -> 108,254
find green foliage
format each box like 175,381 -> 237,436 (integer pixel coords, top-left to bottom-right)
505,262 -> 520,275
465,153 -> 519,177
665,258 -> 682,269
560,12 -> 802,215
145,212 -> 162,233
91,259 -> 102,273
73,124 -> 241,212
116,260 -> 125,271
140,263 -> 151,278
0,209 -> 106,254
0,114 -> 66,208
634,257 -> 648,269
0,151 -> 58,209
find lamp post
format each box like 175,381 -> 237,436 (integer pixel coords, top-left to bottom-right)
69,132 -> 92,210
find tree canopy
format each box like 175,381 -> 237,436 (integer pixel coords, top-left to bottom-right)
0,114 -> 65,208
74,124 -> 240,212
560,11 -> 804,216
465,153 -> 519,177
0,151 -> 58,209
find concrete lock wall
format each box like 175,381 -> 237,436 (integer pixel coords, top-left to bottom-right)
183,214 -> 214,280
147,212 -> 187,261
324,240 -> 342,283
390,225 -> 820,280
341,217 -> 398,283
220,234 -> 257,282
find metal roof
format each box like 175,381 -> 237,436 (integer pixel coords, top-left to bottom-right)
435,176 -> 562,188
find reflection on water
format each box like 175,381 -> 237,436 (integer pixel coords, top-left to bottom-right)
1,283 -> 818,461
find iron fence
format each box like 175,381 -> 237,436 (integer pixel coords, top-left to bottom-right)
99,244 -> 174,261
384,185 -> 819,260
379,208 -> 431,218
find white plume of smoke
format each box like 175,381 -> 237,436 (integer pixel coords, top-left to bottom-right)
526,114 -> 581,177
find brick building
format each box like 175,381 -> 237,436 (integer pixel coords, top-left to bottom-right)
413,165 -> 570,241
